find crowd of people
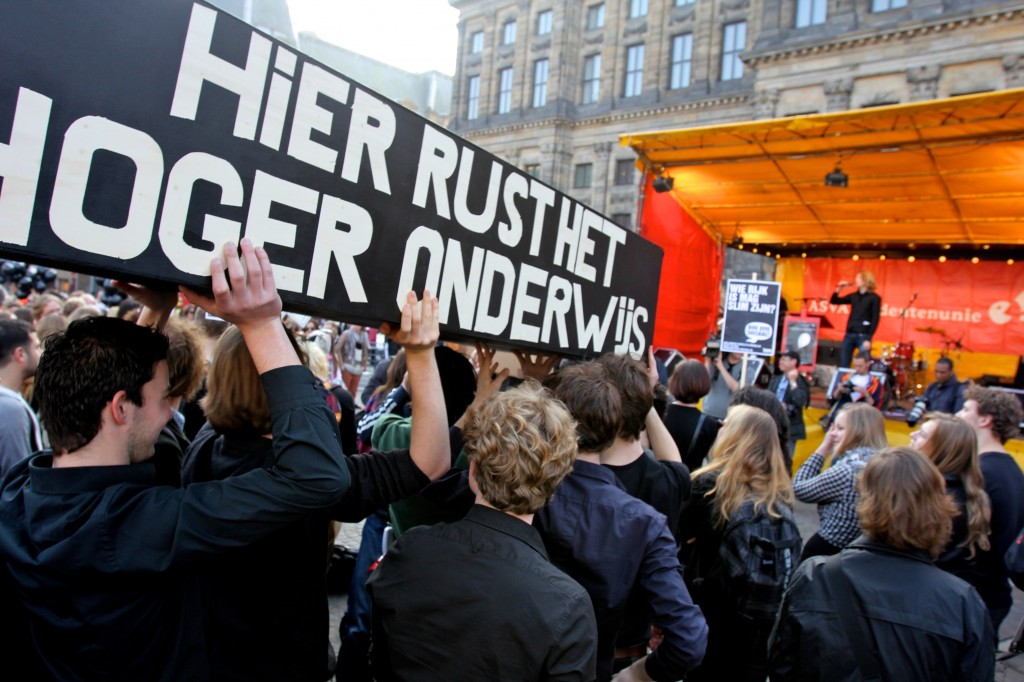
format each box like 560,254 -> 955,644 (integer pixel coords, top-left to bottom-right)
0,246 -> 1022,681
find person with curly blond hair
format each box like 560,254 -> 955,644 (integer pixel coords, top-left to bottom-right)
368,381 -> 597,681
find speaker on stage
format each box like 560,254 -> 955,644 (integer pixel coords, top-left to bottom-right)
816,339 -> 841,365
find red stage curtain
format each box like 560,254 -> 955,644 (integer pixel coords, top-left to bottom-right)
639,179 -> 723,356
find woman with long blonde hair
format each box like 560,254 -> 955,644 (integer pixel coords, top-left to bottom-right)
794,402 -> 888,561
910,413 -> 991,581
691,405 -> 794,525
681,404 -> 798,682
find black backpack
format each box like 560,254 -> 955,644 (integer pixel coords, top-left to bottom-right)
714,500 -> 803,620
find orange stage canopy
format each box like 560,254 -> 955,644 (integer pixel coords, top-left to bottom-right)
621,89 -> 1024,255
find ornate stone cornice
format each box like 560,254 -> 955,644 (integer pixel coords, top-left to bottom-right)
720,0 -> 750,13
746,6 -> 1024,67
458,94 -> 751,139
623,21 -> 647,38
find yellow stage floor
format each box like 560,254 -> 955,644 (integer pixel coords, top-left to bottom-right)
793,407 -> 1024,474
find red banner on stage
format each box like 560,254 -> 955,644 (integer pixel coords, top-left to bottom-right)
801,259 -> 1024,355
639,180 -> 723,357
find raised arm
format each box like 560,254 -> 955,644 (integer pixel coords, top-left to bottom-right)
181,239 -> 298,373
454,343 -> 508,431
792,427 -> 846,503
381,291 -> 449,481
115,282 -> 179,332
646,408 -> 682,463
514,350 -> 560,382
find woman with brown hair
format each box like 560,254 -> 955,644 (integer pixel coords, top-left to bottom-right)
179,298 -> 451,682
910,413 -> 991,586
664,359 -> 720,472
680,404 -> 799,682
793,402 -> 887,560
770,448 -> 994,680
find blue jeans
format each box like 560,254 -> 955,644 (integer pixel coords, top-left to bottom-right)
337,511 -> 388,681
839,332 -> 870,369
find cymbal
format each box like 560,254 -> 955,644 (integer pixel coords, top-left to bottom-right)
915,326 -> 946,334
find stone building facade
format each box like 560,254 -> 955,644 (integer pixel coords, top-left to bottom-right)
447,0 -> 1024,231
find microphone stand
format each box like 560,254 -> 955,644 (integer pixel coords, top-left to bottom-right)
899,291 -> 919,343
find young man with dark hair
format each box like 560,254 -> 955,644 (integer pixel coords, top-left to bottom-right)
0,319 -> 42,477
0,241 -> 357,680
537,362 -> 708,682
958,385 -> 1024,635
597,353 -> 691,541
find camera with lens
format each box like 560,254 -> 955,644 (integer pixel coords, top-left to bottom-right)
842,379 -> 855,391
703,333 -> 721,360
906,398 -> 929,427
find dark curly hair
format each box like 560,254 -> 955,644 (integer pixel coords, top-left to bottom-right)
36,317 -> 168,454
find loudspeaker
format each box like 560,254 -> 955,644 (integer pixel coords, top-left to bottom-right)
816,339 -> 841,364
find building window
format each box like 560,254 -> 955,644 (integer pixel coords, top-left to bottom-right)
537,9 -> 553,35
796,0 -> 827,27
629,0 -> 648,19
466,75 -> 480,120
573,163 -> 593,188
669,34 -> 692,89
497,68 -> 513,113
614,159 -> 635,186
721,21 -> 746,81
586,3 -> 605,30
624,44 -> 644,97
470,31 -> 484,53
502,20 -> 517,45
532,59 -> 549,108
611,213 -> 631,228
582,54 -> 602,104
871,0 -> 907,10
675,0 -> 695,5
524,163 -> 540,178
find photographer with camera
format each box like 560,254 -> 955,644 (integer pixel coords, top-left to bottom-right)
831,356 -> 884,410
703,336 -> 743,421
908,358 -> 965,426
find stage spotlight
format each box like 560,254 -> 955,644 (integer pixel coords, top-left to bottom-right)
824,166 -> 848,187
652,175 -> 674,193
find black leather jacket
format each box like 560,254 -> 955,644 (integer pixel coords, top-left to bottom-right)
768,536 -> 994,682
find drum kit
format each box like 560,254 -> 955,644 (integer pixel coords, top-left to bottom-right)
877,325 -> 968,405
878,337 -> 927,403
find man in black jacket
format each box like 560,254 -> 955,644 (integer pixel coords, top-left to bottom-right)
0,241 -> 354,681
769,448 -> 993,681
831,271 -> 881,369
767,350 -> 809,459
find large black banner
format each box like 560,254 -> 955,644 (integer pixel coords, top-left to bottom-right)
0,0 -> 661,357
